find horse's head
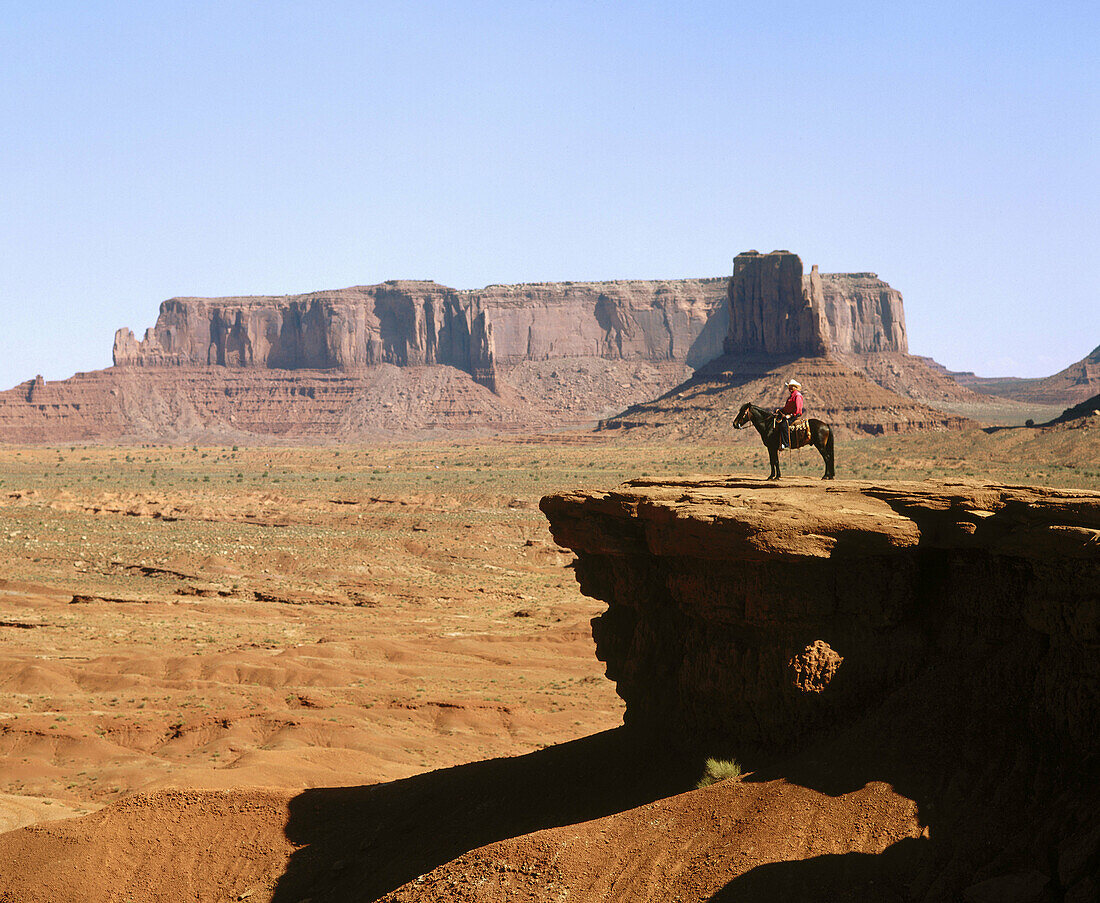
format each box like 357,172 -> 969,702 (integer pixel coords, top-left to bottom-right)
732,402 -> 753,429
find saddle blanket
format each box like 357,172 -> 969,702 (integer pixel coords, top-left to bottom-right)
788,419 -> 811,449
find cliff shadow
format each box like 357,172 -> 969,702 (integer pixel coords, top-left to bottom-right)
707,838 -> 931,903
614,540 -> 1094,899
684,295 -> 730,369
270,727 -> 692,903
701,628 -> 1094,902
609,352 -> 801,422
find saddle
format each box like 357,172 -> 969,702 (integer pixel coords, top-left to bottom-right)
787,418 -> 811,449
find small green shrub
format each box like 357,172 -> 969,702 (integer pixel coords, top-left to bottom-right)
696,757 -> 742,789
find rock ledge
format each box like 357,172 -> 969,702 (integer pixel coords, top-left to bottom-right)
541,477 -> 1098,749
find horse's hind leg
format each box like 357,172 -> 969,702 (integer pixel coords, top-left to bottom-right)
819,428 -> 835,479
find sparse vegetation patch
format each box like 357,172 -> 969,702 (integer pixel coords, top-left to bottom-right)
696,757 -> 742,788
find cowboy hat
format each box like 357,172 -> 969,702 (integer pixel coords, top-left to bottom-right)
785,379 -> 801,388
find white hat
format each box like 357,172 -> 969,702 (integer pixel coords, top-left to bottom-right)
786,379 -> 801,388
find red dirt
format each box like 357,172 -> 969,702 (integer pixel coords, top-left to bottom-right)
0,442 -> 1096,902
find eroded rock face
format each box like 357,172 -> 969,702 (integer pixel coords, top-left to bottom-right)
541,477 -> 1099,753
111,278 -> 731,384
541,476 -> 1100,898
112,283 -> 502,386
3,262 -> 948,441
788,639 -> 844,693
0,359 -> 700,443
724,251 -> 830,357
110,262 -> 913,384
722,251 -> 908,360
817,271 -> 908,354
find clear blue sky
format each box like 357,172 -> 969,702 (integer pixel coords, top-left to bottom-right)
2,0 -> 1097,391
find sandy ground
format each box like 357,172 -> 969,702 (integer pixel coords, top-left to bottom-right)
0,428 -> 1096,901
0,441 -> 641,822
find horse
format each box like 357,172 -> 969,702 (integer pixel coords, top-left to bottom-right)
732,402 -> 835,480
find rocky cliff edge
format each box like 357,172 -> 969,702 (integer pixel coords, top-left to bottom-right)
541,477 -> 1099,898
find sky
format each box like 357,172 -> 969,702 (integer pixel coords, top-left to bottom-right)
1,0 -> 1097,392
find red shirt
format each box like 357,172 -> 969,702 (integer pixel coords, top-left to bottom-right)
782,390 -> 803,417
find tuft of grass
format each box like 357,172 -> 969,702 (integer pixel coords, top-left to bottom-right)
696,757 -> 742,789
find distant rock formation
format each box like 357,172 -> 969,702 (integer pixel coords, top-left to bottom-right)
817,271 -> 908,354
111,279 -> 731,392
0,257 -> 1010,441
722,251 -> 908,360
602,250 -> 971,435
4,276 -> 737,442
950,343 -> 1100,406
723,251 -> 830,357
0,360 -> 710,444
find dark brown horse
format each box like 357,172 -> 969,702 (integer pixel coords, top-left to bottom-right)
733,403 -> 835,480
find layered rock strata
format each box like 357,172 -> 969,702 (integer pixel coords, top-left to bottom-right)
542,477 -> 1098,749
111,278 -> 731,388
0,359 -> 703,444
600,355 -> 971,436
1,258 -> 1018,441
722,251 -> 909,359
5,277 -> 733,442
723,251 -> 830,357
601,251 -> 983,434
715,251 -> 1027,421
109,261 -> 915,384
541,477 -> 1100,896
817,271 -> 908,354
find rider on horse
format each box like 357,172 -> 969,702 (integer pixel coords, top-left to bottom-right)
776,379 -> 803,450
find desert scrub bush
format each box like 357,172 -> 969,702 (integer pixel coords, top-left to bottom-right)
696,757 -> 742,789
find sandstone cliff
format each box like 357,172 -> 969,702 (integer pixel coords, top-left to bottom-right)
111,278 -> 731,386
541,477 -> 1100,899
112,282 -> 501,390
600,251 -> 1022,435
721,252 -> 908,359
723,251 -> 831,357
817,270 -> 908,354
109,265 -> 913,390
4,276 -> 732,442
1,259 -> 1024,442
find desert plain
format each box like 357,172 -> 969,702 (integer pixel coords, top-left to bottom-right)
0,421 -> 1097,901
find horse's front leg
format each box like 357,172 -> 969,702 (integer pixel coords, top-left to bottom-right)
768,446 -> 780,479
